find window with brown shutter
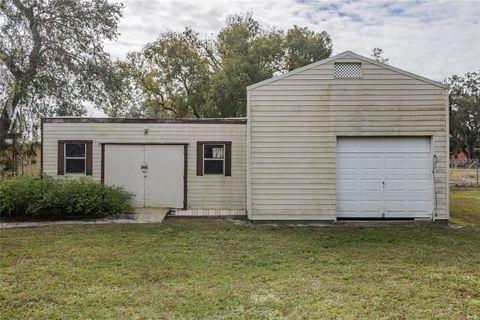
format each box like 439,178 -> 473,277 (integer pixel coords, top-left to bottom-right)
196,141 -> 231,176
58,140 -> 93,176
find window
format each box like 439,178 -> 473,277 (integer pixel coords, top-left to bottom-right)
196,141 -> 231,176
204,144 -> 225,175
58,140 -> 93,175
334,62 -> 362,78
65,143 -> 86,174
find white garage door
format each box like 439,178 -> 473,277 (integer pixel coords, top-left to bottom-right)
104,145 -> 184,208
336,137 -> 432,219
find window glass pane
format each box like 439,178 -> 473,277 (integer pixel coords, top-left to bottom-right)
65,159 -> 85,174
65,143 -> 86,157
204,159 -> 224,175
204,144 -> 224,159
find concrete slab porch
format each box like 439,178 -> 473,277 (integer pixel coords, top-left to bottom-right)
0,208 -> 169,229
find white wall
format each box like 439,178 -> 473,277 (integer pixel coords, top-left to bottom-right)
42,121 -> 247,211
248,53 -> 448,221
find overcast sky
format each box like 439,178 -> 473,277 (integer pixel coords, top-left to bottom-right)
104,0 -> 480,82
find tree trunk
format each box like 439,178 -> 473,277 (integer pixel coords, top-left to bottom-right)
0,105 -> 12,149
467,143 -> 476,161
1,80 -> 24,140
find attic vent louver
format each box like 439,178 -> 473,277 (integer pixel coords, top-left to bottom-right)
334,62 -> 362,78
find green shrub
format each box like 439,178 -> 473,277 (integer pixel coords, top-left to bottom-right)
0,176 -> 133,221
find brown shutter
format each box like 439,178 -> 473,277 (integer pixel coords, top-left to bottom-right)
86,141 -> 93,175
57,141 -> 64,175
225,141 -> 232,176
196,142 -> 203,176
101,144 -> 105,183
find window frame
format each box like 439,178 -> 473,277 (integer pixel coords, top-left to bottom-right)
58,140 -> 93,176
196,141 -> 231,177
203,143 -> 225,176
64,143 -> 87,175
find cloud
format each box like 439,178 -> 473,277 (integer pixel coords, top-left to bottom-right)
104,0 -> 480,81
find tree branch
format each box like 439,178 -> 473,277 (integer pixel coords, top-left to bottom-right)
0,48 -> 24,78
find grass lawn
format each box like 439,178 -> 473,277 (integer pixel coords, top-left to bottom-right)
1,191 -> 480,319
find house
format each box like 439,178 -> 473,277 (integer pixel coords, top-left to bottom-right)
41,51 -> 449,223
450,150 -> 469,166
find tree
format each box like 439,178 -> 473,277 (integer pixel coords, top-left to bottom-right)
120,13 -> 333,118
209,13 -> 286,117
447,71 -> 480,159
119,30 -> 213,118
285,26 -> 332,71
0,0 -> 124,142
371,47 -> 389,64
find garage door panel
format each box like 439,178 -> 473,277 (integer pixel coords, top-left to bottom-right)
338,200 -> 358,211
361,200 -> 382,212
408,200 -> 430,213
410,158 -> 430,169
360,179 -> 382,191
338,212 -> 381,218
385,191 -> 430,200
385,158 -> 406,169
338,157 -> 358,169
384,179 -> 405,191
337,137 -> 432,219
337,179 -> 357,191
405,172 -> 430,179
408,179 -> 430,191
342,191 -> 382,200
385,200 -> 405,212
361,158 -> 382,169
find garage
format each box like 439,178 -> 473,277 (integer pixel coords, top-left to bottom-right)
42,51 -> 448,222
336,137 -> 432,219
247,51 -> 448,222
104,144 -> 185,208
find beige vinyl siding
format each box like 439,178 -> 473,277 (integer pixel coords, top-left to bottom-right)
248,55 -> 448,221
42,122 -> 246,211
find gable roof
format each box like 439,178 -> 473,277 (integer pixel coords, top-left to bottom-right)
247,51 -> 447,90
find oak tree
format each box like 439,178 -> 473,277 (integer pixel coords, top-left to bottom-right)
448,71 -> 480,159
120,13 -> 333,118
0,0 -> 123,141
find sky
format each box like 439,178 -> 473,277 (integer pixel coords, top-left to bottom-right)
103,0 -> 480,82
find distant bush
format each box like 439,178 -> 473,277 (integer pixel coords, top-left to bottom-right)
0,176 -> 133,221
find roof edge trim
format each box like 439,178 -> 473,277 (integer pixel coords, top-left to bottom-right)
247,50 -> 446,90
41,117 -> 247,124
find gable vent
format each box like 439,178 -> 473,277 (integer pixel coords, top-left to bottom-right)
334,62 -> 362,78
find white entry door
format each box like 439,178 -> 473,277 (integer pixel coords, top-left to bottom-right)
336,137 -> 432,219
104,144 -> 184,208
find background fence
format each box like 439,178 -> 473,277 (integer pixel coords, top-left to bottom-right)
450,160 -> 479,188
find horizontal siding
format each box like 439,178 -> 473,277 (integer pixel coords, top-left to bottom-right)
251,90 -> 445,96
249,56 -> 448,221
252,84 -> 441,91
43,122 -> 246,210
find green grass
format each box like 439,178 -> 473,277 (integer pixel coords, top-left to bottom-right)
450,188 -> 480,225
1,191 -> 480,319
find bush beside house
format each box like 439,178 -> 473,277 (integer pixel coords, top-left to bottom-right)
0,176 -> 133,221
